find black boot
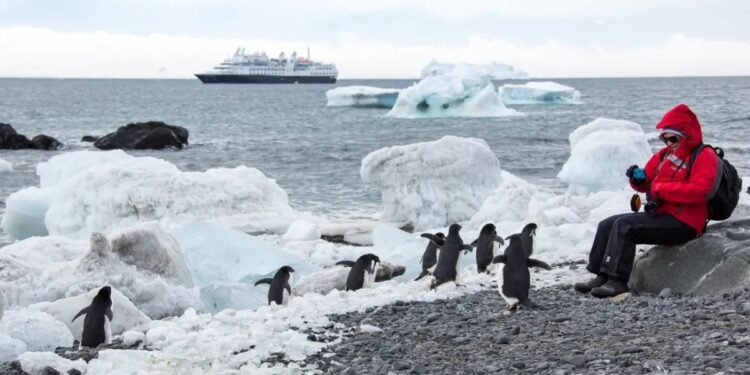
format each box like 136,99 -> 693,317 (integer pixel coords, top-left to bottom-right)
573,274 -> 607,293
591,279 -> 629,298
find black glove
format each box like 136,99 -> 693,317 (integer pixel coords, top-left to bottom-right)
625,165 -> 638,178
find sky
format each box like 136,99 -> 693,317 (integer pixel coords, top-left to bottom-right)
1,0 -> 749,79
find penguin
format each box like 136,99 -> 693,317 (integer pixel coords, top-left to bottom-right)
491,223 -> 551,311
470,223 -> 505,273
414,232 -> 445,281
424,223 -> 473,290
254,266 -> 295,306
336,254 -> 381,291
72,286 -> 113,348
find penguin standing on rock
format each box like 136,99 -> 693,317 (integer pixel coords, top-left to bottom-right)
423,224 -> 473,290
336,253 -> 381,291
414,232 -> 445,281
255,266 -> 295,306
72,286 -> 113,348
470,223 -> 505,273
491,223 -> 551,310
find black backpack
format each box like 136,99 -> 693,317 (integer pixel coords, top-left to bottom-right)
685,143 -> 743,221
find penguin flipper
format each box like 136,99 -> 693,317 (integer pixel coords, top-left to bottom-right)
494,235 -> 505,245
470,238 -> 479,247
254,278 -> 273,286
414,271 -> 429,281
492,255 -> 507,264
106,308 -> 113,322
528,258 -> 552,270
284,283 -> 292,295
460,244 -> 473,252
71,306 -> 89,322
335,260 -> 355,267
420,233 -> 444,246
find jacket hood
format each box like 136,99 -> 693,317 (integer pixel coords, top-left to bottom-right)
656,104 -> 703,158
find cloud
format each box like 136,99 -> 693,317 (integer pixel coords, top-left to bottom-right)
1,27 -> 749,78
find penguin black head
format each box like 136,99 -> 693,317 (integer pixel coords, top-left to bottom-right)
448,224 -> 462,236
521,223 -> 537,237
435,232 -> 445,239
480,223 -> 496,235
279,265 -> 295,274
95,286 -> 112,302
520,223 -> 537,256
359,253 -> 380,264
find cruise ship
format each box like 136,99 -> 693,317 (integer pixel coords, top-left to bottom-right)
195,48 -> 338,84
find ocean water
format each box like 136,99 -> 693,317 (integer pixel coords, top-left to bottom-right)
1,76 -> 749,228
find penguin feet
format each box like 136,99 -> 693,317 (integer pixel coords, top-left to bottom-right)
507,304 -> 518,312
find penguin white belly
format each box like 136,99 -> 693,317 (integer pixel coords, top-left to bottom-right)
497,265 -> 518,307
104,316 -> 112,345
363,264 -> 379,288
487,242 -> 501,274
454,258 -> 462,284
282,289 -> 291,305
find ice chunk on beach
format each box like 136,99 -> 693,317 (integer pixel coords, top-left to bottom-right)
388,62 -> 522,118
0,310 -> 74,351
0,157 -> 12,172
0,229 -> 200,319
283,220 -> 321,241
0,333 -> 26,363
29,286 -> 151,338
557,118 -> 652,193
2,150 -> 297,240
499,81 -> 582,104
170,220 -> 319,311
18,352 -> 87,375
361,136 -> 502,229
326,86 -> 401,108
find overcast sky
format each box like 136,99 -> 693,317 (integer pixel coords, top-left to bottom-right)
1,0 -> 749,78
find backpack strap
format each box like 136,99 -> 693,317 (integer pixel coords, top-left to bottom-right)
685,143 -> 710,179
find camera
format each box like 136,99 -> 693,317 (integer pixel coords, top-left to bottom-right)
644,199 -> 659,215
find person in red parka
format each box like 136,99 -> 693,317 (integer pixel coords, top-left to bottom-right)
575,104 -> 721,298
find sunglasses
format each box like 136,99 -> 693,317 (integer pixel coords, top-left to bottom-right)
660,135 -> 680,144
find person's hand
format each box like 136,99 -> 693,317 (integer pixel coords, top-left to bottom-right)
626,165 -> 646,185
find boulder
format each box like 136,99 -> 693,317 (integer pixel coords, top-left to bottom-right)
630,218 -> 750,296
0,123 -> 63,150
0,123 -> 33,149
31,135 -> 63,150
94,121 -> 189,150
80,135 -> 99,143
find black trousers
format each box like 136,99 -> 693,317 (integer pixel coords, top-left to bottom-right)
586,213 -> 696,282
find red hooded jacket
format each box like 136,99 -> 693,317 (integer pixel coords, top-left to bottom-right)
630,104 -> 721,235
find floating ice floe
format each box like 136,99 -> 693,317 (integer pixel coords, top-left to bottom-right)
387,62 -> 523,118
361,136 -> 503,229
325,86 -> 401,108
499,81 -> 582,104
0,224 -> 200,319
557,118 -> 652,193
2,150 -> 298,240
0,157 -> 12,172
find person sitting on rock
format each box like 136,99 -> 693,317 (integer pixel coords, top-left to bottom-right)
575,104 -> 720,298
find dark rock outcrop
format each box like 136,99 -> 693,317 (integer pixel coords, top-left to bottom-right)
31,135 -> 64,150
81,135 -> 99,143
94,121 -> 189,150
630,218 -> 750,296
0,123 -> 63,150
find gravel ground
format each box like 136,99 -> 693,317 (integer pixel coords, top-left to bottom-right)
300,284 -> 750,374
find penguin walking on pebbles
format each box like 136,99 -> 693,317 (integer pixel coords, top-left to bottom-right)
336,253 -> 381,291
255,265 -> 295,306
470,223 -> 505,273
72,286 -> 113,348
491,223 -> 551,310
414,232 -> 445,281
423,224 -> 473,290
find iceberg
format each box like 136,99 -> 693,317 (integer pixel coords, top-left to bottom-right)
361,136 -> 502,229
325,86 -> 401,108
420,61 -> 528,80
499,81 -> 582,104
2,150 -> 298,240
387,62 -> 523,118
557,118 -> 652,193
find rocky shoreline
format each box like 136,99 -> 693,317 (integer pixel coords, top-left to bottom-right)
299,284 -> 750,374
